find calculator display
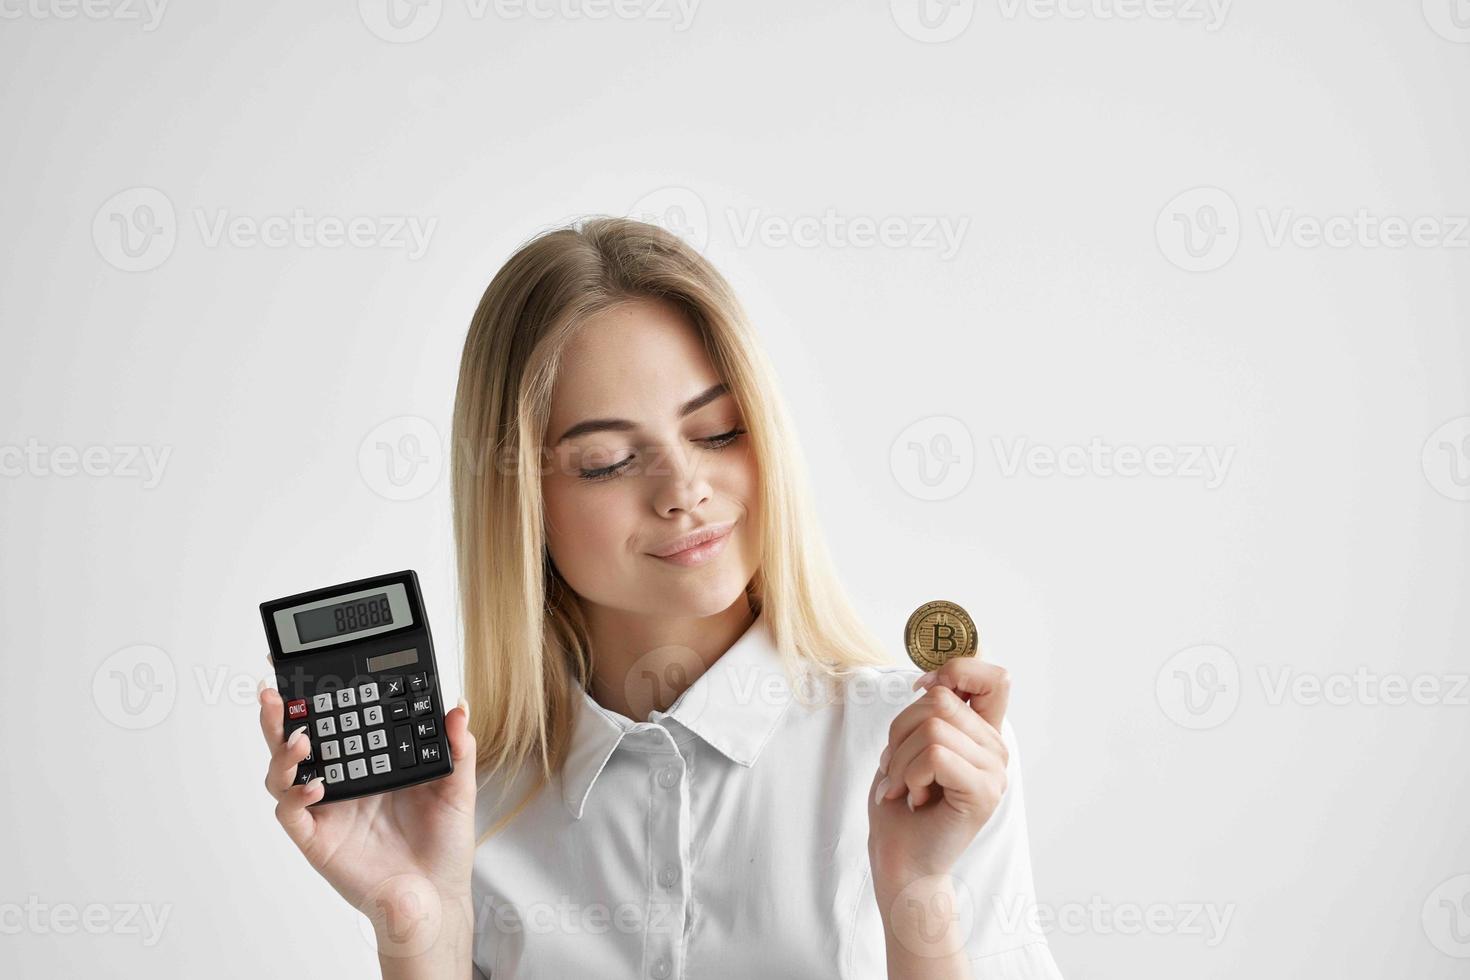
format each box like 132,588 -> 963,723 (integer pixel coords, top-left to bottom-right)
272,581 -> 414,654
295,593 -> 394,644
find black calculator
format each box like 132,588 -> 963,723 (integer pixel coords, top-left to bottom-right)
260,570 -> 453,804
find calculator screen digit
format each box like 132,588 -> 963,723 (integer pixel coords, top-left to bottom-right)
259,570 -> 454,805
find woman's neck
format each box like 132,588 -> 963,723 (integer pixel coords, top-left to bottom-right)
582,596 -> 757,723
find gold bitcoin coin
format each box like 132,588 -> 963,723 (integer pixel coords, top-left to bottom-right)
904,600 -> 979,672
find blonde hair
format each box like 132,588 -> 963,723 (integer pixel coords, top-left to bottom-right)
453,215 -> 891,840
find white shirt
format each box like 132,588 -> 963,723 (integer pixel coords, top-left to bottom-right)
471,610 -> 1063,979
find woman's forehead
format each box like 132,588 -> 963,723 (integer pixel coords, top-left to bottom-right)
549,304 -> 722,424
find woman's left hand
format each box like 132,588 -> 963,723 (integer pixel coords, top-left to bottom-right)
867,655 -> 1012,884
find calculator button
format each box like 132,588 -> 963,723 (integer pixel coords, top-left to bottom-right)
408,672 -> 428,693
419,743 -> 441,764
286,699 -> 308,721
347,758 -> 368,780
358,682 -> 379,703
344,735 -> 364,757
312,693 -> 334,713
363,705 -> 384,726
383,677 -> 405,698
335,688 -> 356,709
410,694 -> 433,717
315,717 -> 336,737
370,754 -> 392,775
320,740 -> 341,760
388,700 -> 409,721
339,711 -> 360,732
367,729 -> 388,751
296,767 -> 317,786
393,726 -> 416,768
324,763 -> 344,784
414,719 -> 437,739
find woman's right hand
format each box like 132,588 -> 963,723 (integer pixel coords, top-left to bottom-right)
256,667 -> 478,967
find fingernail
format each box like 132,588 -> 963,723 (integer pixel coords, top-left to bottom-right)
912,671 -> 937,691
458,697 -> 470,722
309,776 -> 325,792
879,744 -> 892,772
874,777 -> 890,806
906,792 -> 916,812
287,725 -> 307,746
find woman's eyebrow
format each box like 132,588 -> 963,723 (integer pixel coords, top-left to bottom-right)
553,382 -> 729,446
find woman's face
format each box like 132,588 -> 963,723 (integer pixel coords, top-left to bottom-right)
541,297 -> 761,620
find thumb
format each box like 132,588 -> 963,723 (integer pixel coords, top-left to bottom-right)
442,698 -> 477,788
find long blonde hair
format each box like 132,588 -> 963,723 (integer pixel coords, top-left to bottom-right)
453,215 -> 891,840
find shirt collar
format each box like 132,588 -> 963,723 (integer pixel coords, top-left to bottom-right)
560,609 -> 794,820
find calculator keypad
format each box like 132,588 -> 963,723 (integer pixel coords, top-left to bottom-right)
285,674 -> 448,798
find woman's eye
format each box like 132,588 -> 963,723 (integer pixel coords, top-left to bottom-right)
700,427 -> 746,449
575,428 -> 745,482
578,455 -> 634,482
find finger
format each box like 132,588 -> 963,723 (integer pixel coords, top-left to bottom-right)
914,657 -> 1010,732
881,707 -> 1003,805
257,676 -> 286,750
884,683 -> 1004,778
274,776 -> 325,850
439,699 -> 477,796
893,742 -> 1005,815
265,725 -> 312,799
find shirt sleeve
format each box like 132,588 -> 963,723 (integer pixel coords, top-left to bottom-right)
952,718 -> 1065,979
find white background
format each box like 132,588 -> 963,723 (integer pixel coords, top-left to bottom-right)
2,1 -> 1468,977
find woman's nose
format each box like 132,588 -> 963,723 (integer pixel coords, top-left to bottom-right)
649,443 -> 712,515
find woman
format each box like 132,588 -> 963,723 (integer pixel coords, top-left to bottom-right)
256,217 -> 1063,979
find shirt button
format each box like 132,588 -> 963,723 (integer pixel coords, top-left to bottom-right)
658,864 -> 679,887
651,956 -> 671,979
657,764 -> 680,789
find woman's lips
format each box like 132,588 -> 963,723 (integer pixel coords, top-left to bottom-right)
650,524 -> 734,567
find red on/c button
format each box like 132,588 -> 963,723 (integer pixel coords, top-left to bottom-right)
286,699 -> 309,721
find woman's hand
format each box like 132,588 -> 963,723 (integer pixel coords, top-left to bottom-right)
256,664 -> 478,971
866,656 -> 1011,884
